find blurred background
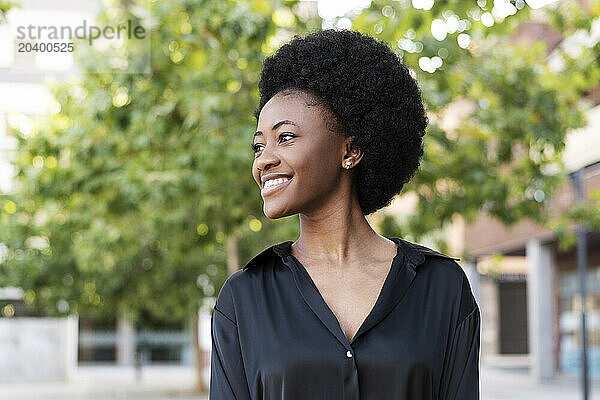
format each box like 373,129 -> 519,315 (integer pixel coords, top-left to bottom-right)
0,0 -> 599,399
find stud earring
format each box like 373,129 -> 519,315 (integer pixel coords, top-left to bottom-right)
343,161 -> 352,169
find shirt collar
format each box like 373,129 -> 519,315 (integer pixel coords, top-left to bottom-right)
242,237 -> 460,271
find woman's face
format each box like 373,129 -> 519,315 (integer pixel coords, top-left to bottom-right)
252,91 -> 354,219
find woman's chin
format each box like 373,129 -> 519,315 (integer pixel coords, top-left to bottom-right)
263,203 -> 294,220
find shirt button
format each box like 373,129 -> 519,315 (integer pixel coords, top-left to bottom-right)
346,350 -> 353,358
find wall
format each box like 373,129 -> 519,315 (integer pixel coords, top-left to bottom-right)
0,316 -> 78,382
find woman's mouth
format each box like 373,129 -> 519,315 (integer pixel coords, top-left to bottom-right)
261,177 -> 292,197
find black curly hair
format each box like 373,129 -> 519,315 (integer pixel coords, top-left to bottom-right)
253,29 -> 428,216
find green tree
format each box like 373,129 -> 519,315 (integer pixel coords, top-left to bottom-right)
0,0 -> 317,391
2,0 -> 600,394
0,1 -> 18,22
348,0 -> 600,254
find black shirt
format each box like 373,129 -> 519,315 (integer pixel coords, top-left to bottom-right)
210,237 -> 480,400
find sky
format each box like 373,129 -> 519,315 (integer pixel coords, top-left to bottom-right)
316,0 -> 559,20
317,0 -> 372,20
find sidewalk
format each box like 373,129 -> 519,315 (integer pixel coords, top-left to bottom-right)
0,365 -> 208,400
481,355 -> 600,399
0,359 -> 598,399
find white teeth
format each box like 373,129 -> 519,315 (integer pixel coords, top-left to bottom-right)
264,177 -> 290,188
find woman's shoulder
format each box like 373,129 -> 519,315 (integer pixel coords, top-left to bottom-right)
397,238 -> 477,319
213,241 -> 290,320
395,237 -> 464,280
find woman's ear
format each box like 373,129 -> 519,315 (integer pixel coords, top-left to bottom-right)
343,136 -> 363,167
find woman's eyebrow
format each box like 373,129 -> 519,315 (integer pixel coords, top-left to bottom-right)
254,120 -> 299,138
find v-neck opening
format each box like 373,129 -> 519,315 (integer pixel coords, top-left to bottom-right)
283,237 -> 404,347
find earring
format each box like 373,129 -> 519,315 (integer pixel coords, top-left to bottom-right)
343,160 -> 352,169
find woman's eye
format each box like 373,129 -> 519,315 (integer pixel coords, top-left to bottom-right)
251,143 -> 262,153
251,133 -> 295,153
279,133 -> 295,142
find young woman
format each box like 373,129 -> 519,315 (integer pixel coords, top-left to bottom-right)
210,29 -> 480,400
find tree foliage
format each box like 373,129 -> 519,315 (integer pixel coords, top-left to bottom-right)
0,0 -> 316,321
347,0 -> 600,254
0,1 -> 18,23
1,0 -> 600,326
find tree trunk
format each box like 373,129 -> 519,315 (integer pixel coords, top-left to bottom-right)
192,235 -> 238,393
193,310 -> 208,393
226,235 -> 240,275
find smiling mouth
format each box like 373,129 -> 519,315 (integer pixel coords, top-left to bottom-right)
261,177 -> 292,196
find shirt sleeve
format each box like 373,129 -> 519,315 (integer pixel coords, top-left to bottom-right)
209,283 -> 252,400
438,305 -> 481,400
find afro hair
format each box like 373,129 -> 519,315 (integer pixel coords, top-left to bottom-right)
254,29 -> 428,216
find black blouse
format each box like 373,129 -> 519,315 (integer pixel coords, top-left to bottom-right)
209,237 -> 480,400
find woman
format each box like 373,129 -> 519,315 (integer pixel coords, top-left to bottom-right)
210,29 -> 480,400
